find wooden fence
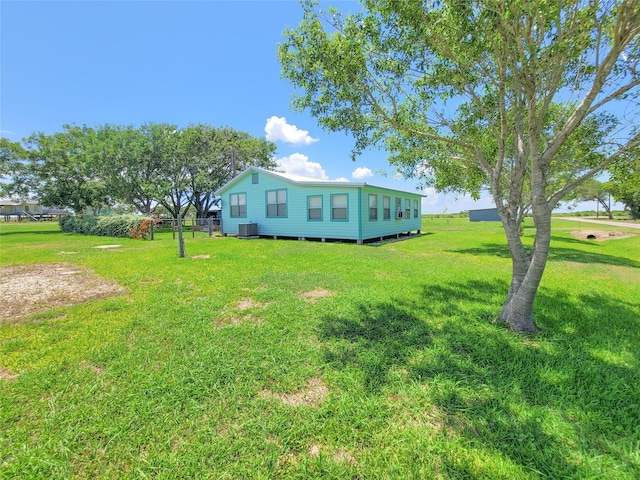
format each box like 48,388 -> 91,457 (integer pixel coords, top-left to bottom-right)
151,217 -> 221,240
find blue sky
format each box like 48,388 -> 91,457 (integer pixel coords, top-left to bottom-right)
0,1 -> 605,213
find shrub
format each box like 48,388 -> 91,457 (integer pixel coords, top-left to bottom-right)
59,214 -> 154,239
130,218 -> 156,240
59,215 -> 98,235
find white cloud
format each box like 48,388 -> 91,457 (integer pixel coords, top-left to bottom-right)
351,167 -> 373,180
422,187 -> 439,206
265,116 -> 319,146
334,177 -> 350,182
276,153 -> 329,180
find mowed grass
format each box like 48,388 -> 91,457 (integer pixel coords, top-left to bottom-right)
1,218 -> 639,479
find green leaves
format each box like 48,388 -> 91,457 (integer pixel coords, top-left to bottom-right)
607,149 -> 640,218
3,123 -> 277,218
0,138 -> 31,198
19,125 -> 110,214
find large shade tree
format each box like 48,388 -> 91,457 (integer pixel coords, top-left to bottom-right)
2,126 -> 112,214
3,123 -> 277,219
567,178 -> 614,218
92,124 -> 162,215
92,123 -> 277,219
148,123 -> 193,220
279,0 -> 640,332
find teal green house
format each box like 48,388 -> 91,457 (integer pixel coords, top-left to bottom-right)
215,167 -> 423,244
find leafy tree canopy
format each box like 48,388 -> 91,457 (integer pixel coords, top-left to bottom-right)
2,125 -> 111,214
565,177 -> 614,218
607,147 -> 640,218
1,123 -> 277,218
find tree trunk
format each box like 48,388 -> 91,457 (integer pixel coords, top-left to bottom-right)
498,245 -> 547,332
193,192 -> 217,219
598,198 -> 613,219
497,207 -> 552,333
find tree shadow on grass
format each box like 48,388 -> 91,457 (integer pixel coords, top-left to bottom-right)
317,279 -> 640,477
0,229 -> 64,237
449,243 -> 640,268
549,234 -> 607,245
318,301 -> 433,392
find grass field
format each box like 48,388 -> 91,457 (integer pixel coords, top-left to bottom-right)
1,218 -> 639,479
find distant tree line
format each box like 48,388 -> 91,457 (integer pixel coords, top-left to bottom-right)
567,149 -> 640,220
0,123 -> 277,218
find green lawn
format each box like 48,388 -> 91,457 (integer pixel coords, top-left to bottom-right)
1,219 -> 639,479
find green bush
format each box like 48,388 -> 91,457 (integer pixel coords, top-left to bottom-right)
59,214 -> 153,239
59,214 -> 98,235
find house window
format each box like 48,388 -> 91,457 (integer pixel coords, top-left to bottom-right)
252,173 -> 259,184
331,194 -> 348,221
414,199 -> 419,218
405,199 -> 411,219
308,195 -> 322,221
383,196 -> 390,220
395,197 -> 402,219
266,189 -> 287,217
230,193 -> 246,218
369,194 -> 378,220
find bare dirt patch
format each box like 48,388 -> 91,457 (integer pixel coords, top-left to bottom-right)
276,444 -> 356,468
298,289 -> 334,303
80,360 -> 105,377
220,313 -> 264,327
213,297 -> 269,327
213,297 -> 268,327
94,244 -> 121,249
571,230 -> 635,241
0,367 -> 19,380
191,254 -> 210,259
332,448 -> 357,465
386,393 -> 447,433
236,297 -> 267,310
309,444 -> 356,464
259,377 -> 329,408
0,263 -> 126,323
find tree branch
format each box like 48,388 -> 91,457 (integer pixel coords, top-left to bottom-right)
548,132 -> 640,205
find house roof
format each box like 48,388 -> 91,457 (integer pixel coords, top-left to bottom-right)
0,198 -> 40,206
468,208 -> 498,212
216,166 -> 424,197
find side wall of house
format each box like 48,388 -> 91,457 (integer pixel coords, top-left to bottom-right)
359,187 -> 422,240
0,203 -> 43,215
0,205 -> 18,215
219,172 -> 362,239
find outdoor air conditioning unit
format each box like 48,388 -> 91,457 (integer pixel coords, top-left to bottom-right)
238,223 -> 258,238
